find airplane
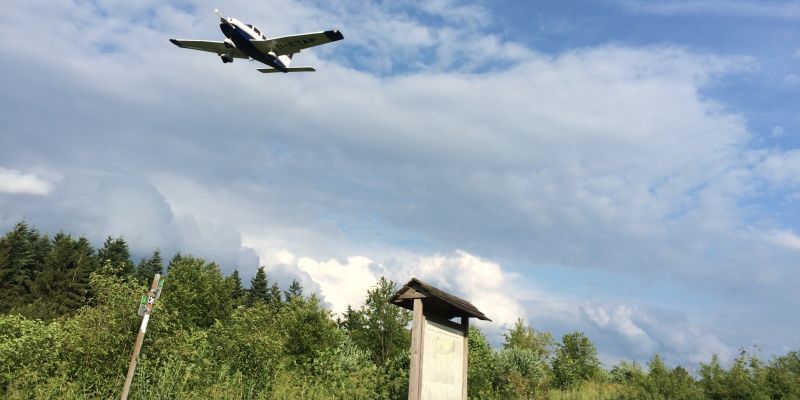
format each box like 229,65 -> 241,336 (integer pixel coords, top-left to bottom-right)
170,9 -> 343,73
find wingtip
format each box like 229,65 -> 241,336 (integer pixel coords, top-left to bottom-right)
324,30 -> 344,42
169,39 -> 182,47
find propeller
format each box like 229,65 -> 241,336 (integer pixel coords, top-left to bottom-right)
214,9 -> 227,23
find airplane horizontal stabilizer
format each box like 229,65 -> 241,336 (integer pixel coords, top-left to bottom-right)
256,67 -> 316,73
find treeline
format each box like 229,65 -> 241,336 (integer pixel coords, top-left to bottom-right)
0,222 -> 798,399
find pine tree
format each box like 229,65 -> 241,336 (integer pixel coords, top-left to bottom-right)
284,279 -> 303,302
0,222 -> 51,313
135,250 -> 163,286
25,233 -> 97,319
167,252 -> 183,272
97,236 -> 134,277
247,267 -> 269,306
268,282 -> 282,309
226,269 -> 246,303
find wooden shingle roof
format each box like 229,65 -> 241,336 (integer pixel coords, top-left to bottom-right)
389,278 -> 491,321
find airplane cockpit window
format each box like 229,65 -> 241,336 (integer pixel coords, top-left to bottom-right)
253,27 -> 261,34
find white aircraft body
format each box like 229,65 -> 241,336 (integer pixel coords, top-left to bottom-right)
170,10 -> 343,73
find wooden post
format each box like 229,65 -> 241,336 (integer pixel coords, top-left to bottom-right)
461,316 -> 469,400
120,274 -> 161,400
408,298 -> 424,400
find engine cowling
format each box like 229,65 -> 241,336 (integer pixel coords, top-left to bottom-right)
220,54 -> 234,63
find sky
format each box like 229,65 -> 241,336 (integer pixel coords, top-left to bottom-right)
1,0 -> 799,369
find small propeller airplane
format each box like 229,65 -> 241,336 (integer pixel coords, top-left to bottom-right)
170,9 -> 344,73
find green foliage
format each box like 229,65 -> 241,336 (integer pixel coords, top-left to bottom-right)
21,233 -> 97,320
504,318 -> 555,361
248,267 -> 269,306
135,249 -> 163,286
495,346 -> 550,398
552,331 -> 601,389
282,294 -> 341,361
97,236 -> 134,277
343,277 -> 411,365
226,269 -> 246,303
284,279 -> 304,302
157,255 -> 233,331
0,222 -> 50,314
468,327 -> 497,398
207,303 -> 286,385
764,351 -> 800,399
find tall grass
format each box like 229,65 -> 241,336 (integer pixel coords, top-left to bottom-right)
547,382 -> 626,400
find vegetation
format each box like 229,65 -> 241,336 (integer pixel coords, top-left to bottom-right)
1,222 -> 798,399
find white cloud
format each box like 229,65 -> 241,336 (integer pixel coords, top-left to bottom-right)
296,255 -> 380,315
765,230 -> 800,252
0,167 -> 53,195
613,0 -> 800,19
755,149 -> 800,187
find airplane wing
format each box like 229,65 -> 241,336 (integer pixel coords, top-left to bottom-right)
169,39 -> 249,59
251,30 -> 344,56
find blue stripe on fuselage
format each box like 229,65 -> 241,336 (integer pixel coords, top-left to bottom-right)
219,22 -> 287,72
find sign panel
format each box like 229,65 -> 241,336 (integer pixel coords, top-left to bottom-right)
420,319 -> 465,400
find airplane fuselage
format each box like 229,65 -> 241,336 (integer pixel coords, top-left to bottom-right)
219,18 -> 289,72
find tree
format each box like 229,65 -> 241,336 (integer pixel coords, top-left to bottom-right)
468,327 -> 497,398
97,236 -> 134,277
503,318 -> 554,361
248,267 -> 269,306
765,351 -> 800,399
552,331 -> 601,389
158,256 -> 233,330
268,282 -> 282,309
284,279 -> 303,302
0,222 -> 50,313
23,233 -> 97,320
135,249 -> 163,286
226,269 -> 246,304
344,277 -> 411,365
280,294 -> 340,362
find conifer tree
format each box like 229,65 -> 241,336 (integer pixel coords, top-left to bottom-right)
247,267 -> 269,306
97,236 -> 134,277
226,269 -> 246,304
268,282 -> 282,309
26,233 -> 97,319
0,222 -> 51,313
167,252 -> 183,272
135,250 -> 163,286
284,279 -> 303,302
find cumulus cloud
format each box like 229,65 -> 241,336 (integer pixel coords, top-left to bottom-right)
0,167 -> 53,195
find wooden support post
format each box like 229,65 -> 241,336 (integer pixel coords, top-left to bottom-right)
121,274 -> 161,400
461,316 -> 469,400
408,298 -> 424,400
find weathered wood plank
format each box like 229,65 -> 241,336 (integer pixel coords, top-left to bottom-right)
408,298 -> 425,400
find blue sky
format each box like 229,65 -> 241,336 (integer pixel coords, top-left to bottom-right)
1,0 -> 799,369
